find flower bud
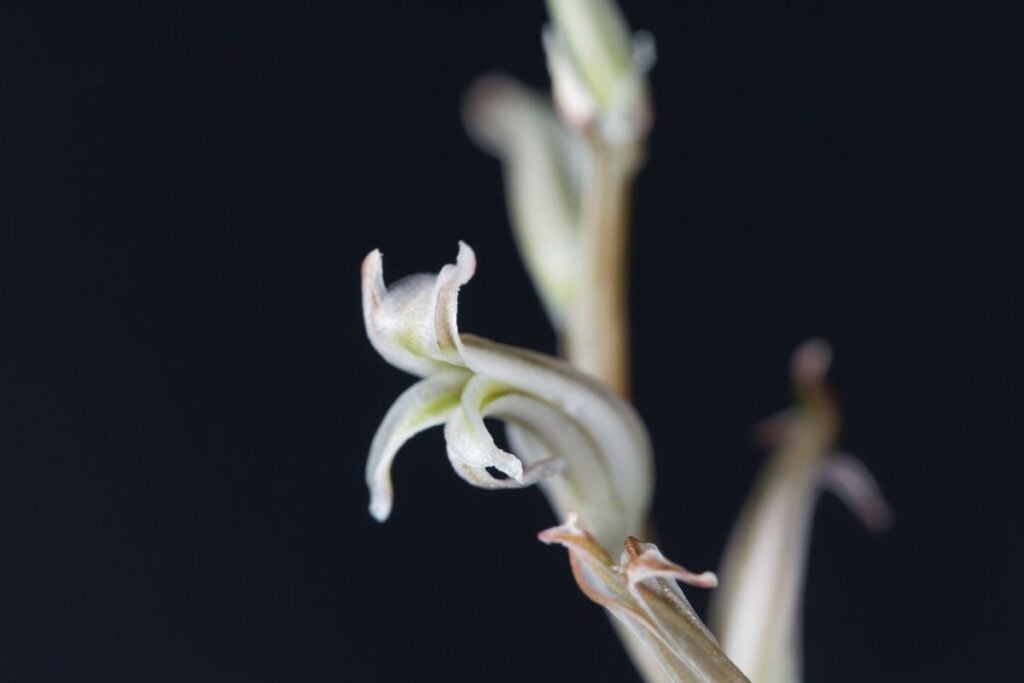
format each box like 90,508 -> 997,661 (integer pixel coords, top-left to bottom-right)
543,0 -> 656,143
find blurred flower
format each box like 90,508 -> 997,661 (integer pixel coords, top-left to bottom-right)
462,0 -> 651,391
708,340 -> 891,683
361,243 -> 653,549
462,75 -> 583,330
540,514 -> 749,682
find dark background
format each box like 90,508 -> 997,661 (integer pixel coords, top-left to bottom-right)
1,1 -> 1021,681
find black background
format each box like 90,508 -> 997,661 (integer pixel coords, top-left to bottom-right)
1,2 -> 1021,681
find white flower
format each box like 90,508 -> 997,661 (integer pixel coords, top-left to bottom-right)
708,339 -> 891,683
539,514 -> 749,683
361,242 -> 653,550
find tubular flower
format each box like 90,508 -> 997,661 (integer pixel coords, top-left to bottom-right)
708,339 -> 892,683
539,514 -> 749,683
361,242 -> 653,550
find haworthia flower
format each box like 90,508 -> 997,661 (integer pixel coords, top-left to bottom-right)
362,242 -> 653,550
543,0 -> 656,142
539,514 -> 750,683
463,75 -> 584,330
708,339 -> 891,683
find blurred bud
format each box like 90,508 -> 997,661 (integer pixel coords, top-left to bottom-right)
709,340 -> 891,683
462,75 -> 583,330
544,0 -> 655,143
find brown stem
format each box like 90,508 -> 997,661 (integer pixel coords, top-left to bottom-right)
563,140 -> 639,397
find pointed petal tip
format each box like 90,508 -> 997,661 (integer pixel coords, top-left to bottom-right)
537,512 -> 582,545
361,248 -> 383,280
632,557 -> 720,590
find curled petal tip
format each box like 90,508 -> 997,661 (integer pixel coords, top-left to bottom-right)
362,247 -> 382,270
368,497 -> 391,523
493,450 -> 525,482
455,241 -> 477,277
361,249 -> 385,304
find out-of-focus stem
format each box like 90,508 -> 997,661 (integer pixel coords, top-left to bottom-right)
564,139 -> 639,397
567,139 -> 674,681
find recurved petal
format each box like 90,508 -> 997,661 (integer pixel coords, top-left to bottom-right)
443,375 -> 565,489
366,370 -> 471,521
463,74 -> 581,329
538,514 -> 630,606
460,334 -> 653,545
361,242 -> 476,378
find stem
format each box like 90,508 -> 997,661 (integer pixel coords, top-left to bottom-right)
564,139 -> 639,397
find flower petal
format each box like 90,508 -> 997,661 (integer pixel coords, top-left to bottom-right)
361,242 -> 475,378
820,452 -> 893,532
366,370 -> 471,521
461,334 -> 653,546
443,375 -> 532,486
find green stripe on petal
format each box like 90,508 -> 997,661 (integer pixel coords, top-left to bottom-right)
366,370 -> 471,521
